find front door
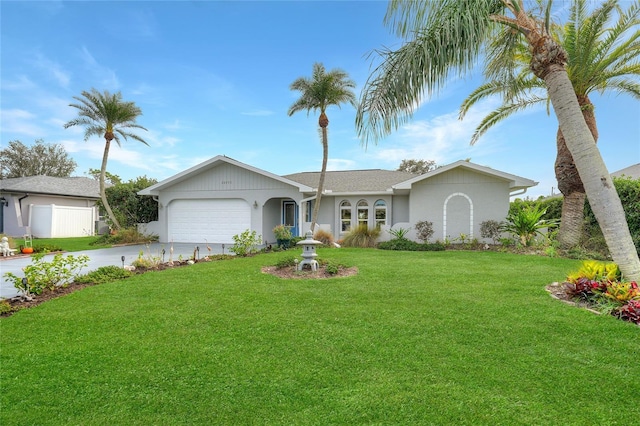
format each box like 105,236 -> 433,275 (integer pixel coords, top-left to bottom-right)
283,201 -> 298,237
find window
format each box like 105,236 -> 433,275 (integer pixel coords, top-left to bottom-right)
357,200 -> 368,227
305,201 -> 313,223
374,199 -> 387,228
340,201 -> 351,232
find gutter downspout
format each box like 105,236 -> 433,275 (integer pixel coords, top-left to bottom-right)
17,193 -> 29,228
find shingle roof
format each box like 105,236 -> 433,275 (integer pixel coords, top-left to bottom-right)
283,169 -> 417,193
0,176 -> 101,198
611,163 -> 640,180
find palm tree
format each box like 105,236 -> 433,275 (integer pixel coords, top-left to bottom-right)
459,0 -> 640,248
64,89 -> 148,230
288,62 -> 357,233
356,0 -> 640,280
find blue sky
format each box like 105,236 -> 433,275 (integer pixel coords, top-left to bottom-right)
1,0 -> 638,199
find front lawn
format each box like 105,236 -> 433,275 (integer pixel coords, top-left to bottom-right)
1,250 -> 638,425
18,236 -> 111,252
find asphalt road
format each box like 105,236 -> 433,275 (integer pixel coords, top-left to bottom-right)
0,242 -> 231,299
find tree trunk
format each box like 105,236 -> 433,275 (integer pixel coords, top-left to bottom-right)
310,123 -> 328,234
543,68 -> 639,281
100,139 -> 121,230
555,97 -> 598,248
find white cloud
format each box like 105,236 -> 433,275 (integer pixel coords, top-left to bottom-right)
0,109 -> 45,137
327,158 -> 357,171
79,46 -> 120,90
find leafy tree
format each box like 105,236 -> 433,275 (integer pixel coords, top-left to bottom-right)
0,139 -> 77,179
64,89 -> 148,230
397,159 -> 436,174
99,175 -> 159,228
288,63 -> 357,232
87,168 -> 122,185
459,0 -> 640,249
355,0 -> 640,280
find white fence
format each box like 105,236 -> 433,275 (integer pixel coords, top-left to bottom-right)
29,204 -> 96,238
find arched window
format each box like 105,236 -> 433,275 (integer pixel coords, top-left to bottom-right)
374,199 -> 387,228
357,200 -> 368,227
340,201 -> 352,232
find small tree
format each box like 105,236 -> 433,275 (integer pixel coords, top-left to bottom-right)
480,220 -> 504,245
415,220 -> 434,243
397,159 -> 437,175
101,176 -> 159,228
0,139 -> 77,179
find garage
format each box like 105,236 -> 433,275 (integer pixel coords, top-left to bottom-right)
168,199 -> 251,243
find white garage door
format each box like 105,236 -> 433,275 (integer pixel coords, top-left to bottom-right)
168,199 -> 251,243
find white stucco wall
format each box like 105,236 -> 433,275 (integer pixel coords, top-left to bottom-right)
408,168 -> 510,243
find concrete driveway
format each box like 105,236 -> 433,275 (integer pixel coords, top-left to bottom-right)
0,242 -> 230,299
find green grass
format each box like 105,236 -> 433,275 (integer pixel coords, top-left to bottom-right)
23,236 -> 111,252
1,249 -> 638,425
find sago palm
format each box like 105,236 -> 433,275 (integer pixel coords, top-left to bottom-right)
288,62 -> 357,232
356,0 -> 640,280
460,0 -> 640,248
64,89 -> 148,230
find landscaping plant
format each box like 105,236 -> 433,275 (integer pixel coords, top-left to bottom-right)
414,221 -> 434,243
563,260 -> 639,325
3,253 -> 89,299
341,224 -> 381,248
230,229 -> 262,256
502,205 -> 558,246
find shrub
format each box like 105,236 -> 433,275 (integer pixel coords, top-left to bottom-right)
273,225 -> 293,241
324,260 -> 340,275
75,266 -> 133,284
4,253 -> 90,297
92,227 -> 157,246
378,239 -> 445,251
0,299 -> 13,315
584,176 -> 640,256
313,229 -> 335,247
275,256 -> 298,269
341,224 -> 381,248
614,300 -> 640,325
414,221 -> 434,243
502,205 -> 558,246
230,229 -> 262,256
480,220 -> 503,245
131,246 -> 162,269
387,227 -> 410,240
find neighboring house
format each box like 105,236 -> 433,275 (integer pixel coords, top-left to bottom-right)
611,163 -> 640,180
0,176 -> 101,238
139,155 -> 537,244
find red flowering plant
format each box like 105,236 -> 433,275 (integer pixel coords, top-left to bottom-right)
614,299 -> 640,325
563,261 -> 640,325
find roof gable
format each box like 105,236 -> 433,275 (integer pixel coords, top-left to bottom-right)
138,155 -> 312,195
0,176 -> 101,198
393,160 -> 538,191
612,163 -> 640,180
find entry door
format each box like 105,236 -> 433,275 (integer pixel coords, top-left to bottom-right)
283,201 -> 298,237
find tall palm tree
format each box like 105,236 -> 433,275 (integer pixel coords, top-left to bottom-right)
356,0 -> 640,280
459,0 -> 640,248
288,62 -> 357,233
64,89 -> 148,230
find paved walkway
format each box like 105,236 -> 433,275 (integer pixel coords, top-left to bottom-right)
0,242 -> 230,299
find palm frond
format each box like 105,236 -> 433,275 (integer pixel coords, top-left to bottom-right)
470,96 -> 546,145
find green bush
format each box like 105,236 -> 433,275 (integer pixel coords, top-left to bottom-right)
342,225 -> 381,248
378,239 -> 445,251
584,176 -> 640,256
75,266 -> 133,284
230,230 -> 262,257
502,205 -> 558,246
0,299 -> 13,315
92,227 -> 157,245
275,256 -> 298,269
4,253 -> 90,296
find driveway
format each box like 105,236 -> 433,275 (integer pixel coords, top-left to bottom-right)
0,242 -> 230,299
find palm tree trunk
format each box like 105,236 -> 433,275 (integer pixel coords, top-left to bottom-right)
543,66 -> 640,281
310,126 -> 328,233
100,139 -> 121,230
555,98 -> 598,248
